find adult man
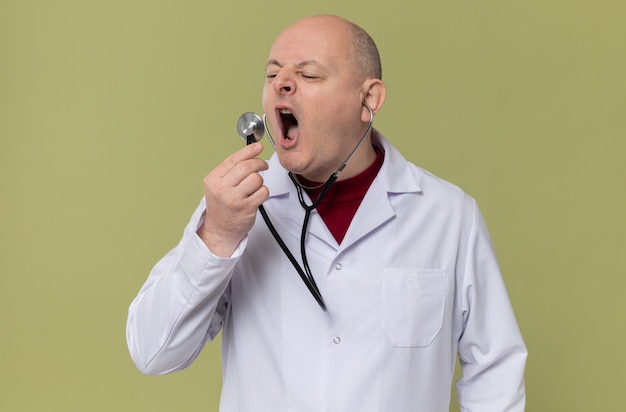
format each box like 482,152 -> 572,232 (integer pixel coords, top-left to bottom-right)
127,14 -> 527,411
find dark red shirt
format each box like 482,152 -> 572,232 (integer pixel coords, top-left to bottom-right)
298,146 -> 384,244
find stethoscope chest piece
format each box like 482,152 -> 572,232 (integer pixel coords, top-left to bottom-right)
237,112 -> 265,143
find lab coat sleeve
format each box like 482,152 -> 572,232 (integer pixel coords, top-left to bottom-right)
126,199 -> 244,375
456,198 -> 527,411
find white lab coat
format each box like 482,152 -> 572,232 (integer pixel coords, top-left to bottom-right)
127,130 -> 527,412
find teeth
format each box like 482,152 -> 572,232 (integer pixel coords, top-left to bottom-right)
279,109 -> 292,114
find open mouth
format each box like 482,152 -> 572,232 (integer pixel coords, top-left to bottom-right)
279,108 -> 298,141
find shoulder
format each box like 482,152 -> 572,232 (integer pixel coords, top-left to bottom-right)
374,130 -> 472,209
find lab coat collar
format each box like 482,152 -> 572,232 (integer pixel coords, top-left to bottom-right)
371,129 -> 423,195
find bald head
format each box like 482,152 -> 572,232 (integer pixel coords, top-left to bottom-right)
344,18 -> 383,80
277,15 -> 382,81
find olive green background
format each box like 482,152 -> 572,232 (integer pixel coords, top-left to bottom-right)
1,0 -> 624,411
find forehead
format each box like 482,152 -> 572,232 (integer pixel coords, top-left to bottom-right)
268,17 -> 354,67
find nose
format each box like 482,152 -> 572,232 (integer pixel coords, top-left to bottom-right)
273,69 -> 296,95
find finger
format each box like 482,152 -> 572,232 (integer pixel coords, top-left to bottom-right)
222,158 -> 268,188
235,171 -> 266,198
244,183 -> 270,207
213,142 -> 264,177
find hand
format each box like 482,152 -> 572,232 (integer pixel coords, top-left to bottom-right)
197,142 -> 269,257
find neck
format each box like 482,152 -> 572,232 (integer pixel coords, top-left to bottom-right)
334,139 -> 377,181
300,135 -> 376,183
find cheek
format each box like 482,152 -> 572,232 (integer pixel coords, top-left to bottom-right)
261,87 -> 271,112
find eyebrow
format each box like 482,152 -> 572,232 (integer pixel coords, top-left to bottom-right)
265,59 -> 322,69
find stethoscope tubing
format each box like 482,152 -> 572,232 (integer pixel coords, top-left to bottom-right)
247,134 -> 327,310
246,104 -> 374,311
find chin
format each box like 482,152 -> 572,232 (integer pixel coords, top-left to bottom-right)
279,157 -> 315,178
276,153 -> 301,173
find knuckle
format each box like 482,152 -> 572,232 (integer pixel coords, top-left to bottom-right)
249,172 -> 264,186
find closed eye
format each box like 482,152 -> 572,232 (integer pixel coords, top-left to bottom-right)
300,72 -> 321,80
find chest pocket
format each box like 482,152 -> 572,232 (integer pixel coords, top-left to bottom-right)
382,268 -> 446,348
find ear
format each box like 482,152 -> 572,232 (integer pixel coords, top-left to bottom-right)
360,78 -> 386,122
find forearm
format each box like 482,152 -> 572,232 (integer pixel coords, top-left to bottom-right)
126,203 -> 241,375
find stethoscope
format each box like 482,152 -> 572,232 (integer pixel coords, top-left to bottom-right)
236,104 -> 374,311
